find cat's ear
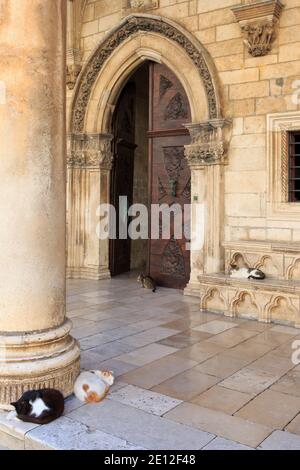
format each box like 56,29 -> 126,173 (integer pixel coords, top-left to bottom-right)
10,401 -> 18,408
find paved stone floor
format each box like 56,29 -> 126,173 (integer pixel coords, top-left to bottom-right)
2,274 -> 300,450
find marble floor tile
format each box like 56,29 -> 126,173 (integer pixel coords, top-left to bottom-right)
116,343 -> 179,367
223,338 -> 275,362
192,320 -> 238,335
25,416 -> 144,450
165,402 -> 272,448
285,413 -> 300,435
191,385 -> 252,415
152,369 -> 219,401
110,384 -> 182,416
270,325 -> 300,336
120,355 -> 197,389
194,354 -> 249,379
259,430 -> 300,450
247,352 -> 295,376
158,330 -> 211,349
220,368 -> 281,396
270,370 -> 300,397
121,327 -> 180,348
203,437 -> 254,450
68,400 -> 214,450
174,342 -> 225,363
252,331 -> 294,348
205,327 -> 258,349
236,389 -> 300,429
86,341 -> 137,362
98,359 -> 138,377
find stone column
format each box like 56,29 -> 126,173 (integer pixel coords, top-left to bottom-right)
184,120 -> 231,296
0,0 -> 80,408
67,133 -> 113,280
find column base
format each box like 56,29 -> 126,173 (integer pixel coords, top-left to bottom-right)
0,320 -> 80,410
67,266 -> 111,281
184,281 -> 201,297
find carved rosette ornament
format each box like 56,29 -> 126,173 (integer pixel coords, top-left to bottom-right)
67,134 -> 113,170
72,15 -> 218,133
184,119 -> 232,167
232,0 -> 284,57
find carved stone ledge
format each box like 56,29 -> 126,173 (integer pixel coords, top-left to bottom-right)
232,0 -> 284,57
67,134 -> 113,169
184,119 -> 232,167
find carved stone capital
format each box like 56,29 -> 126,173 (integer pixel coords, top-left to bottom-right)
67,134 -> 113,169
184,119 -> 231,167
66,48 -> 82,90
232,0 -> 284,57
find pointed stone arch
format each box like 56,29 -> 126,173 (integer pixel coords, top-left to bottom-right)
70,14 -> 222,134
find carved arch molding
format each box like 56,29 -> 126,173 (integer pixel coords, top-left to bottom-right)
71,15 -> 219,133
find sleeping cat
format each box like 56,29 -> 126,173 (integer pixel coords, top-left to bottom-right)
229,264 -> 265,280
74,370 -> 114,404
137,273 -> 157,292
11,389 -> 64,425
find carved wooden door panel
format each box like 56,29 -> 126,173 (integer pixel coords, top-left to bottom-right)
110,83 -> 136,276
148,63 -> 191,289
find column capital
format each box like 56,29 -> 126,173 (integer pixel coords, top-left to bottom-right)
184,119 -> 232,168
67,133 -> 114,170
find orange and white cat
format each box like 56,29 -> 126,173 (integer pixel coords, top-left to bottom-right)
74,370 -> 114,404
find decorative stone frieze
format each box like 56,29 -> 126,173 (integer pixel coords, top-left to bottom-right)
184,119 -> 231,166
67,134 -> 113,169
198,273 -> 300,328
232,0 -> 284,57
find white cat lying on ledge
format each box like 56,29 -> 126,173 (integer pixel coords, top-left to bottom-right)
229,264 -> 265,280
74,370 -> 114,404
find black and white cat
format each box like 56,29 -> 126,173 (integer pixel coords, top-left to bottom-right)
229,264 -> 265,280
11,389 -> 64,425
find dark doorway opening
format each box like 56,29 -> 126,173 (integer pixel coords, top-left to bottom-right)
110,61 -> 191,289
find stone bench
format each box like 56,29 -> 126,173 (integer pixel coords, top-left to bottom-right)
198,273 -> 300,328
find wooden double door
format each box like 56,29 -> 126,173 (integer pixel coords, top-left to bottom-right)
110,63 -> 191,289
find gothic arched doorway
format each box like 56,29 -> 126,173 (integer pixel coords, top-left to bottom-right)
110,61 -> 191,289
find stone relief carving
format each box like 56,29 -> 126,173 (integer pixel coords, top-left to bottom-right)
67,134 -> 113,169
164,93 -> 188,121
201,288 -> 227,312
67,62 -> 82,90
241,20 -> 276,57
232,291 -> 259,318
72,16 -> 218,133
162,237 -> 186,278
184,119 -> 231,166
160,75 -> 173,99
232,0 -> 284,57
163,147 -> 185,183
